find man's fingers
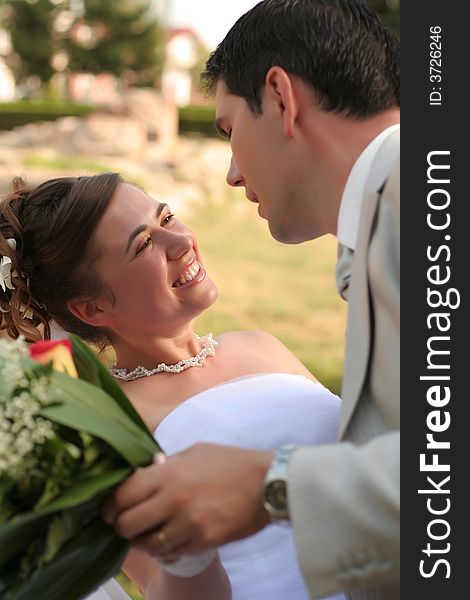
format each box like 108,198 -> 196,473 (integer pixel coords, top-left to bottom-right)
112,490 -> 174,539
165,538 -> 206,556
101,463 -> 162,524
131,520 -> 192,559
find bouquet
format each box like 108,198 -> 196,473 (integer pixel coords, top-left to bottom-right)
0,334 -> 161,600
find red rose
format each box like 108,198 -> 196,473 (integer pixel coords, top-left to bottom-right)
29,339 -> 78,378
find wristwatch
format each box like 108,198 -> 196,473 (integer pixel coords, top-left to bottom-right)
262,444 -> 298,521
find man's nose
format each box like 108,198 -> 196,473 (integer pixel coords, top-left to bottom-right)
226,156 -> 245,187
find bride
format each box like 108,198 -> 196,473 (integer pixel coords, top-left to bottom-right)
0,173 -> 344,600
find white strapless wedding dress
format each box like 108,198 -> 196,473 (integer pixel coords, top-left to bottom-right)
87,373 -> 345,600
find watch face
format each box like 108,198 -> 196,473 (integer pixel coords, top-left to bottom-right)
266,479 -> 288,513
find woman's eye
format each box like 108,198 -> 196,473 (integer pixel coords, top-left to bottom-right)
135,214 -> 174,255
136,237 -> 152,255
162,213 -> 175,225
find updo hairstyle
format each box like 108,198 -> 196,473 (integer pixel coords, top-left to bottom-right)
0,173 -> 122,346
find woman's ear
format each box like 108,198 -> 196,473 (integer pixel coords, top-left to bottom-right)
264,66 -> 300,139
67,298 -> 110,328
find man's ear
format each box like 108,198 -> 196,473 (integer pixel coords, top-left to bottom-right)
264,66 -> 299,138
67,297 -> 110,328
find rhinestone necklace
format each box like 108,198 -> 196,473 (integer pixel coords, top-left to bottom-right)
108,333 -> 218,381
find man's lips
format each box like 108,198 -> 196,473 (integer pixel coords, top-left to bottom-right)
246,192 -> 266,218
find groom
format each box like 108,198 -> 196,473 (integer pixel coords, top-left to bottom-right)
103,1 -> 400,598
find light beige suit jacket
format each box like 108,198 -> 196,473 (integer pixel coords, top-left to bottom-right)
289,131 -> 400,600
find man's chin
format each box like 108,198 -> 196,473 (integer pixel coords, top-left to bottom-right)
267,220 -> 295,244
268,219 -> 316,245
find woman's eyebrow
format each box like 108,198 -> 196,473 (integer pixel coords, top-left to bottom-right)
124,203 -> 168,256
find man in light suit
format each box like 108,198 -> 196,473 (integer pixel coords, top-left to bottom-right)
103,1 -> 400,598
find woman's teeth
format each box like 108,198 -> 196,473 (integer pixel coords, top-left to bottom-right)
173,262 -> 201,287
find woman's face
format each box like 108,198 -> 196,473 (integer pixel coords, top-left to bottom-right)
91,183 -> 218,338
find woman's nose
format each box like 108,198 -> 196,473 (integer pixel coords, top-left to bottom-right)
226,156 -> 245,187
166,231 -> 193,262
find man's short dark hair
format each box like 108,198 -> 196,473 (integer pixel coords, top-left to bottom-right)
202,0 -> 399,117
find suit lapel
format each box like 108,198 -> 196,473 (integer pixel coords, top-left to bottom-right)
338,188 -> 379,439
337,129 -> 400,439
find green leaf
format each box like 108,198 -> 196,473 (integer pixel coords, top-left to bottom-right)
4,517 -> 128,600
39,511 -> 82,567
0,511 -> 51,567
69,335 -> 155,443
0,467 -> 129,568
40,371 -> 160,466
43,467 -> 131,513
0,477 -> 15,523
33,437 -> 84,510
69,334 -> 101,387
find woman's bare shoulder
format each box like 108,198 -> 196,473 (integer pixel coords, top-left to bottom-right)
217,329 -> 282,347
218,330 -> 318,381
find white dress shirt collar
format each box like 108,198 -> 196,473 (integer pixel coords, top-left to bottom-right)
337,124 -> 400,250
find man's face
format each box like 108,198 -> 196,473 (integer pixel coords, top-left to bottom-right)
215,79 -> 339,244
215,80 -> 304,243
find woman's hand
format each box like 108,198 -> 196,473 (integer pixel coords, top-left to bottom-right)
147,553 -> 231,600
123,547 -> 231,600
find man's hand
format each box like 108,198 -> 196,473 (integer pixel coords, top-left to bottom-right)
102,443 -> 274,558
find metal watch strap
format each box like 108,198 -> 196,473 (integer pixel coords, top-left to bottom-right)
263,444 -> 298,520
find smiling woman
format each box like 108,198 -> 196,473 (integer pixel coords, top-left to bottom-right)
0,173 -> 344,600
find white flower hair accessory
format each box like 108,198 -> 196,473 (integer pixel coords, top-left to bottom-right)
0,238 -> 16,293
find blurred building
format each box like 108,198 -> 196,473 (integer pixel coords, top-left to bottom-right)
0,58 -> 14,101
0,28 -> 15,101
161,28 -> 202,107
69,72 -> 120,105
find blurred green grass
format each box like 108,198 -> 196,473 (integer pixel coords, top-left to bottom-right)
22,154 -> 146,189
23,154 -> 113,174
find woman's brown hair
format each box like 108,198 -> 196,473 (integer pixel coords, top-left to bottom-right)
0,173 -> 122,345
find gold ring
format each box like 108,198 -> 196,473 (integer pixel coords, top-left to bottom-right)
157,531 -> 167,545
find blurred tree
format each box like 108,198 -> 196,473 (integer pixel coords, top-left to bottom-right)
1,0 -> 397,93
0,0 -> 164,91
66,0 -> 165,87
1,0 -> 56,87
367,0 -> 400,38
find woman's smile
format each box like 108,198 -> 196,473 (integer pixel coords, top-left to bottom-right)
172,259 -> 206,289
